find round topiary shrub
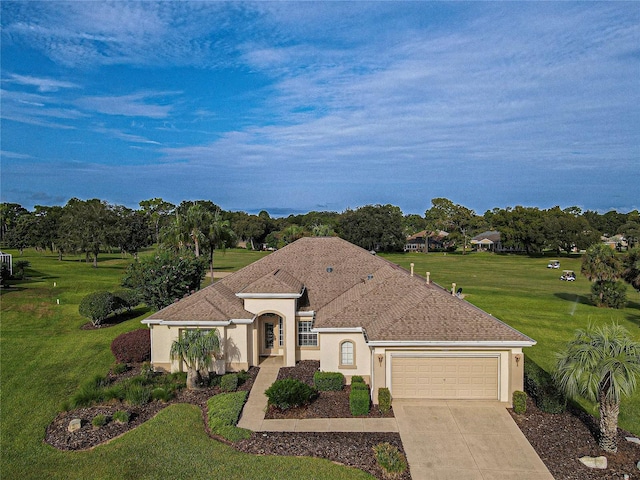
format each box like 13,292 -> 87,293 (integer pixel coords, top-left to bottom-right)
265,378 -> 318,410
79,291 -> 115,327
111,329 -> 151,363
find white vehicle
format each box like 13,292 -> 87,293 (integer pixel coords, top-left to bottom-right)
547,260 -> 560,269
560,270 -> 576,281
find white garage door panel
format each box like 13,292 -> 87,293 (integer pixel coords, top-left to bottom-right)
392,356 -> 499,399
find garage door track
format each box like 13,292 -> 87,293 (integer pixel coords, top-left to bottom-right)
394,400 -> 554,480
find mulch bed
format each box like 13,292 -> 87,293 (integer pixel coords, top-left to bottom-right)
509,398 -> 640,480
264,360 -> 393,419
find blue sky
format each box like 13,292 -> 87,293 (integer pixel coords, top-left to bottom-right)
1,2 -> 638,216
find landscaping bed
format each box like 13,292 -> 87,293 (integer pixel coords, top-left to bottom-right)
264,360 -> 394,419
510,398 -> 640,479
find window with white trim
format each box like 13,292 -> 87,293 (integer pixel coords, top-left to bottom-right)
278,316 -> 284,347
340,340 -> 355,366
297,320 -> 317,347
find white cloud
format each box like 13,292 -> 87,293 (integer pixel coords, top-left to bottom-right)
75,92 -> 178,118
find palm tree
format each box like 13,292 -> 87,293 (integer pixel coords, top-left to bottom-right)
202,210 -> 235,284
554,323 -> 640,452
622,247 -> 640,292
170,329 -> 221,389
581,243 -> 623,307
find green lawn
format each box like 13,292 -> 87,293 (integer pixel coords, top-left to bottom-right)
0,248 -> 372,480
380,251 -> 640,433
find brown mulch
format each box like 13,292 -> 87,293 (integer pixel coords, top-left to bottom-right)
264,360 -> 393,419
510,398 -> 640,480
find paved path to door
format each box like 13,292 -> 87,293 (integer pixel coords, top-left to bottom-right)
394,399 -> 554,480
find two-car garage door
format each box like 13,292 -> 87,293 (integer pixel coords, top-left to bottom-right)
391,356 -> 499,400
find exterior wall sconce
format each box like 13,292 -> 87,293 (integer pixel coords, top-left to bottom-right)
377,355 -> 384,366
514,354 -> 522,367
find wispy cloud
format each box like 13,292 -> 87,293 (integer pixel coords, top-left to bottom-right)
5,73 -> 80,92
75,92 -> 178,119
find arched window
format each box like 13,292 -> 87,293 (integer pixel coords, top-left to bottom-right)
340,340 -> 355,367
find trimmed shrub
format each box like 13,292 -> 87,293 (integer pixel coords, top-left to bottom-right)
70,376 -> 108,408
351,375 -> 365,384
512,390 -> 527,414
265,378 -> 318,410
314,371 -> 344,391
92,414 -> 107,428
151,387 -> 172,402
378,387 -> 391,414
79,291 -> 115,327
524,359 -> 566,414
590,280 -> 627,309
220,373 -> 239,392
207,391 -> 251,442
110,329 -> 151,363
236,369 -> 250,385
373,442 -> 407,479
350,382 -> 369,391
125,384 -> 152,406
349,388 -> 370,416
113,410 -> 130,424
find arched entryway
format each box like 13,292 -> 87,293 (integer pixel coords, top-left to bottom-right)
258,312 -> 284,357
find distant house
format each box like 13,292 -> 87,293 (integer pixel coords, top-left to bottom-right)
143,237 -> 534,404
602,234 -> 627,251
471,231 -> 502,252
404,230 -> 449,252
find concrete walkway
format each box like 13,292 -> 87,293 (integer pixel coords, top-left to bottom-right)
393,399 -> 554,480
237,357 -> 397,433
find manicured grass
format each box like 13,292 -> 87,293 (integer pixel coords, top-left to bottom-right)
0,248 -> 372,480
381,251 -> 640,433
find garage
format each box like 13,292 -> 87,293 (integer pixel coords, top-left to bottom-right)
391,355 -> 499,400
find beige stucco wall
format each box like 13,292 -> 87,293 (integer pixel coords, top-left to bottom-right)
318,332 -> 370,379
243,297 -> 297,366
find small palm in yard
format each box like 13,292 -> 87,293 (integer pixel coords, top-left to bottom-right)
170,329 -> 221,389
554,323 -> 640,452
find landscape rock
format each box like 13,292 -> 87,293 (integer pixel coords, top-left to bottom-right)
67,418 -> 82,432
624,436 -> 640,445
579,456 -> 607,469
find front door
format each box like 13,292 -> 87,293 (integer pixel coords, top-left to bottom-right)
263,321 -> 275,355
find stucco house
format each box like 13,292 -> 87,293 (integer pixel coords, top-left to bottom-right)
143,236 -> 535,404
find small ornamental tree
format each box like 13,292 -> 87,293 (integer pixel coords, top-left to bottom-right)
79,291 -> 115,327
112,289 -> 139,314
170,329 -> 221,389
122,249 -> 205,310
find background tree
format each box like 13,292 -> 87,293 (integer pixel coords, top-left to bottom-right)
170,329 -> 221,389
0,203 -> 28,243
622,247 -> 640,292
139,198 -> 175,244
544,206 -> 600,253
338,204 -> 405,252
581,243 -> 625,308
4,213 -> 35,254
554,323 -> 640,452
487,206 -> 546,254
110,207 -> 152,258
201,210 -> 235,283
229,211 -> 266,250
425,198 -> 477,254
122,250 -> 206,310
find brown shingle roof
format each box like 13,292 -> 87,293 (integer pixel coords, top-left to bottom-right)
148,236 -> 533,344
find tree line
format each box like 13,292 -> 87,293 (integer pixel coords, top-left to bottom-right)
1,197 -> 639,259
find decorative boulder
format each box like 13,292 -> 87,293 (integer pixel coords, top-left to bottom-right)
579,456 -> 607,469
625,436 -> 640,445
68,418 -> 82,432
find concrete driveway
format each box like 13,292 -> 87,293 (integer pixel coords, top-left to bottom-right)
394,400 -> 554,480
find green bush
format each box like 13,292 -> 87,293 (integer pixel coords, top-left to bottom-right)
237,369 -> 250,385
512,390 -> 527,414
112,289 -> 139,313
524,359 -> 566,414
314,371 -> 344,391
590,280 -> 627,309
125,384 -> 152,406
351,375 -> 365,384
103,383 -> 126,402
373,443 -> 407,478
350,382 -> 369,391
151,387 -> 172,402
265,378 -> 318,410
92,414 -> 107,428
78,291 -> 115,327
220,373 -> 239,392
71,381 -> 104,408
113,410 -> 130,424
378,387 -> 391,414
349,388 -> 370,416
207,392 -> 251,441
